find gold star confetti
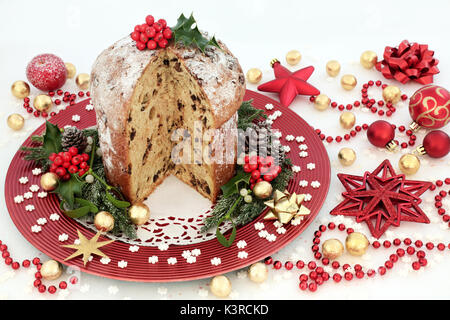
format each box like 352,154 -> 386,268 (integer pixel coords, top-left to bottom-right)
264,190 -> 310,224
62,230 -> 114,266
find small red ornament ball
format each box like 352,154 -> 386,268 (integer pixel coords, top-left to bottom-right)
26,54 -> 67,91
422,130 -> 450,158
409,85 -> 450,129
367,120 -> 395,148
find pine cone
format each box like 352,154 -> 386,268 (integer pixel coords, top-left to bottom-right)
61,127 -> 88,152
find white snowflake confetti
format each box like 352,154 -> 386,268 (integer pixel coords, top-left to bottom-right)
72,115 -> 81,122
299,151 -> 308,158
37,192 -> 48,198
14,195 -> 24,204
31,225 -> 41,233
19,177 -> 29,184
118,260 -> 128,269
299,180 -> 308,187
58,233 -> 69,242
304,194 -> 312,202
32,168 -> 42,176
198,288 -> 209,297
283,145 -> 291,153
291,217 -> 303,226
237,240 -> 247,249
29,185 -> 39,192
285,135 -> 295,141
273,131 -> 282,138
148,256 -> 158,264
237,251 -> 248,259
267,234 -> 277,242
85,104 -> 94,111
307,163 -> 316,170
186,256 -> 197,264
182,250 -> 192,259
37,218 -> 47,225
23,192 -> 33,200
276,227 -> 287,234
258,230 -> 269,239
25,205 -> 35,212
292,165 -> 301,173
129,245 -> 139,253
157,287 -> 168,295
311,181 -> 321,188
191,249 -> 201,257
296,136 -> 305,143
50,213 -> 60,221
74,239 -> 81,245
167,257 -> 177,265
108,286 -> 119,295
158,243 -> 169,251
211,257 -> 222,266
273,220 -> 283,228
254,222 -> 265,230
265,103 -> 274,110
299,144 -> 308,151
100,257 -> 111,265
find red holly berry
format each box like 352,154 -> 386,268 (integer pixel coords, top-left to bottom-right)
55,167 -> 66,177
145,15 -> 155,26
158,39 -> 168,48
68,147 -> 79,156
53,156 -> 63,166
62,161 -> 71,169
157,19 -> 167,28
62,174 -> 71,181
134,25 -> 142,33
243,163 -> 252,173
251,170 -> 261,180
78,169 -> 87,177
68,165 -> 79,174
163,28 -> 172,39
131,31 -> 140,41
140,33 -> 149,43
26,54 -> 67,91
136,42 -> 146,51
147,40 -> 157,50
263,174 -> 274,182
62,152 -> 72,162
154,32 -> 164,42
145,26 -> 156,38
81,153 -> 90,162
153,22 -> 163,32
49,153 -> 57,162
71,155 -> 82,166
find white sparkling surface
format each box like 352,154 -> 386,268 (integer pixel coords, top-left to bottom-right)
0,0 -> 448,300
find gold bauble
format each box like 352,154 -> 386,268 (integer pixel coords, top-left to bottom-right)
360,50 -> 378,69
248,262 -> 268,283
94,211 -> 115,232
128,202 -> 150,226
322,239 -> 345,260
339,111 -> 356,129
341,74 -> 357,91
246,68 -> 263,84
253,181 -> 273,199
345,232 -> 369,256
40,172 -> 59,191
33,94 -> 53,112
399,154 -> 420,175
314,94 -> 330,111
7,114 -> 25,131
382,85 -> 401,104
210,275 -> 232,298
76,73 -> 90,90
326,60 -> 341,77
11,81 -> 30,99
286,50 -> 302,66
40,260 -> 63,280
338,148 -> 356,166
65,62 -> 77,79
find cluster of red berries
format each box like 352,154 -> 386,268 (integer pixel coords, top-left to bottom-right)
131,15 -> 172,51
243,155 -> 282,188
48,147 -> 90,181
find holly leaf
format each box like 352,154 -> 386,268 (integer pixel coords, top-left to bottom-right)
216,217 -> 237,248
105,190 -> 131,209
54,174 -> 85,208
60,198 -> 98,219
221,170 -> 251,198
172,13 -> 221,52
42,121 -> 62,155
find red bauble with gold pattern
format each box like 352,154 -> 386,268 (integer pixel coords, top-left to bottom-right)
409,85 -> 450,130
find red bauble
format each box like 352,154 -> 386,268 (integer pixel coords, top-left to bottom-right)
257,60 -> 320,107
26,54 -> 67,91
421,130 -> 450,158
409,85 -> 450,130
367,120 -> 395,148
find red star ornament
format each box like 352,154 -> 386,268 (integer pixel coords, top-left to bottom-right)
257,60 -> 320,107
331,159 -> 432,238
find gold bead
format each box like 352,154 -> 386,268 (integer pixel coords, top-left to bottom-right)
7,114 -> 25,131
341,74 -> 357,91
382,85 -> 401,104
345,232 -> 369,256
360,50 -> 378,69
76,73 -> 90,90
314,94 -> 330,111
33,94 -> 53,112
246,68 -> 263,84
339,111 -> 356,129
40,172 -> 59,191
338,148 -> 357,166
94,211 -> 115,232
248,262 -> 268,283
326,60 -> 341,77
11,81 -> 30,99
128,202 -> 150,226
286,50 -> 302,66
253,181 -> 273,199
322,239 -> 344,260
210,275 -> 232,298
40,260 -> 63,280
399,154 -> 420,175
65,62 -> 77,79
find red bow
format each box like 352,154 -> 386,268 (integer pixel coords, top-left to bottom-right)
375,40 -> 439,85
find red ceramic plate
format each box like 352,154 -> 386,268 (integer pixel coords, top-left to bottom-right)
5,90 -> 330,282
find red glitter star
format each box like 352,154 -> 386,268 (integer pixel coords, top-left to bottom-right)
331,160 -> 432,238
257,61 -> 320,107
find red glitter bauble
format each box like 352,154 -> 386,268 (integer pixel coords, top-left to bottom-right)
422,130 -> 450,158
367,120 -> 395,148
26,54 -> 67,91
409,85 -> 450,130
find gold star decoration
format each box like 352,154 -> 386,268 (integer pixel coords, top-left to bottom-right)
264,190 -> 311,224
62,229 -> 114,266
